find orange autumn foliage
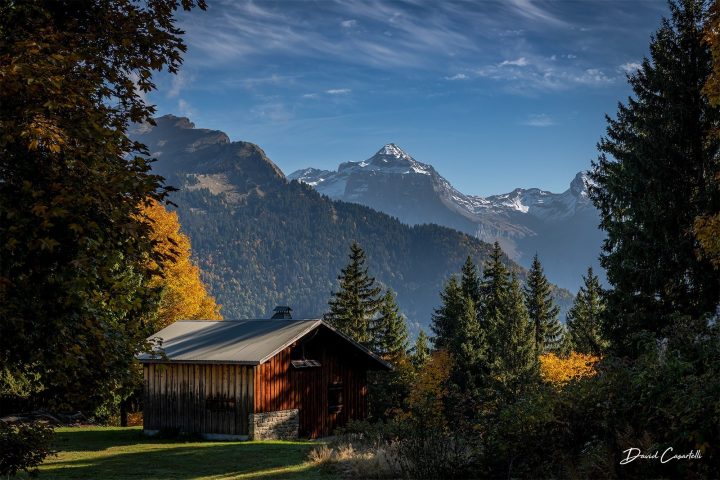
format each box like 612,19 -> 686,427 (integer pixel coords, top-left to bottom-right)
407,349 -> 452,428
539,352 -> 599,387
141,200 -> 222,327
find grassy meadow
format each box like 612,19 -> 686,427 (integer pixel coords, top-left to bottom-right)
26,427 -> 326,480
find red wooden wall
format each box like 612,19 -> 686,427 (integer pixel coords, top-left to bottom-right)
253,328 -> 369,438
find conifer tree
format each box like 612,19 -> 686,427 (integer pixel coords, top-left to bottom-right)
460,256 -> 482,305
524,255 -> 562,353
326,242 -> 382,346
481,242 -> 511,341
590,0 -> 720,354
491,272 -> 538,399
430,276 -> 464,349
411,330 -> 431,369
372,290 -> 410,362
450,297 -> 486,397
566,267 -> 608,356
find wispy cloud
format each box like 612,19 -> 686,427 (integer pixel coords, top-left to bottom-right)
475,55 -> 617,91
618,61 -> 641,73
444,73 -> 468,80
499,57 -> 529,67
326,88 -> 351,95
341,19 -> 357,28
522,113 -> 555,127
178,98 -> 196,118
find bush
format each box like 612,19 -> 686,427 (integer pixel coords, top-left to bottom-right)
0,421 -> 54,477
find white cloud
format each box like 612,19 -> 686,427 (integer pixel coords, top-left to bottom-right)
178,98 -> 196,118
326,88 -> 351,95
522,113 -> 555,127
302,93 -> 318,98
341,19 -> 357,28
168,71 -> 192,98
619,61 -> 641,73
444,73 -> 468,80
499,57 -> 529,67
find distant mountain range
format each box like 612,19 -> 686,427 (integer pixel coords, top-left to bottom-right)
129,115 -> 573,332
289,144 -> 604,291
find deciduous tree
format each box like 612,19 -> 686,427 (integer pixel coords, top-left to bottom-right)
0,0 -> 205,412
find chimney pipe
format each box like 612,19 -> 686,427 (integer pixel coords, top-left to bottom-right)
271,306 -> 293,319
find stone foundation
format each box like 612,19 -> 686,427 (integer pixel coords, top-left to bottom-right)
249,409 -> 299,440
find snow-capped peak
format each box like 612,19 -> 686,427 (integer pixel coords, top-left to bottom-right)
375,143 -> 412,161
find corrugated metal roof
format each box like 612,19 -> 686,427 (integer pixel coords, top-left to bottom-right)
138,319 -> 322,365
137,319 -> 392,370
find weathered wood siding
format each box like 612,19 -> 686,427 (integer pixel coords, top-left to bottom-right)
253,329 -> 369,438
143,363 -> 253,436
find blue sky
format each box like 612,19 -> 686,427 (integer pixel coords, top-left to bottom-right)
147,0 -> 670,196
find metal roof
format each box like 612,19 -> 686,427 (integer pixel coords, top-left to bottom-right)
138,319 -> 391,370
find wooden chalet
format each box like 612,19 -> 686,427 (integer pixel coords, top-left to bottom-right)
138,308 -> 391,440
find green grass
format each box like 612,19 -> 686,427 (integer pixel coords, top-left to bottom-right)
30,426 -> 329,480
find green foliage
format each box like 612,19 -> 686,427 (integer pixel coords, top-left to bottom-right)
372,290 -> 409,362
0,422 -> 55,477
590,0 -> 720,355
449,297 -> 486,402
410,330 -> 430,369
0,0 -> 204,413
460,256 -> 481,305
325,243 -> 382,346
368,290 -> 412,420
430,276 -> 464,349
487,272 -> 539,401
566,267 -> 609,355
524,254 -> 562,353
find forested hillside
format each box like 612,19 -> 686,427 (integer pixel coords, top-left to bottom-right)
131,116 -> 572,330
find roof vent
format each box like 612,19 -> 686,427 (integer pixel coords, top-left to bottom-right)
271,306 -> 293,319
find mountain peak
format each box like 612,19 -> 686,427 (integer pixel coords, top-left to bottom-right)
374,143 -> 412,161
570,171 -> 591,197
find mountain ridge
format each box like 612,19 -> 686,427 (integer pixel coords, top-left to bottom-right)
130,115 -> 574,331
289,144 -> 604,291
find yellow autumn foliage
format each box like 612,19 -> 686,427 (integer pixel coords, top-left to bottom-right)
141,200 -> 222,327
407,349 -> 452,428
539,352 -> 599,387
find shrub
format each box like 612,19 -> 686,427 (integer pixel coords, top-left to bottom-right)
0,421 -> 54,477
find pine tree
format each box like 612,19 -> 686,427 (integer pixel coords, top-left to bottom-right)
372,290 -> 409,362
491,272 -> 539,399
566,267 -> 608,356
590,0 -> 720,354
326,242 -> 382,346
430,276 -> 464,349
524,254 -> 562,353
411,330 -> 431,369
460,256 -> 482,305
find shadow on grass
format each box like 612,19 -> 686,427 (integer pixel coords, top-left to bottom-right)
40,428 -> 324,480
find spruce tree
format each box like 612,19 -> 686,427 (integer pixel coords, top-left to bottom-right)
524,254 -> 562,353
430,276 -> 464,349
450,297 -> 486,398
460,256 -> 482,305
368,290 -> 410,419
590,0 -> 720,354
411,330 -> 431,369
372,290 -> 410,362
491,272 -> 538,399
326,242 -> 382,346
481,242 -> 511,343
566,267 -> 608,356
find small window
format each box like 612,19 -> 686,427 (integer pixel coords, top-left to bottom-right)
328,383 -> 343,414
